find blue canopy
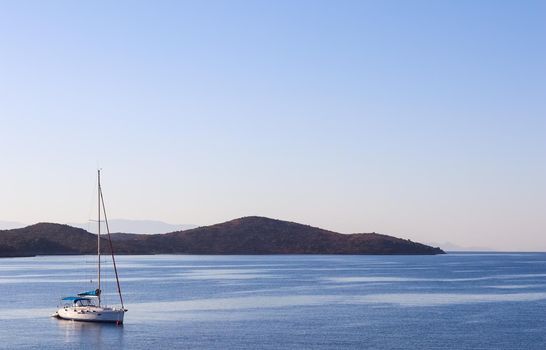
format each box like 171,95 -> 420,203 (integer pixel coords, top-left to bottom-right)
77,289 -> 100,296
62,296 -> 91,301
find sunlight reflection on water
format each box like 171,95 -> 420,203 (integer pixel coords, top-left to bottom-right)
2,254 -> 546,349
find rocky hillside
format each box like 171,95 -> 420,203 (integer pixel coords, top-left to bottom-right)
0,216 -> 444,257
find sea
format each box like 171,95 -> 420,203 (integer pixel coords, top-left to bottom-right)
1,253 -> 546,349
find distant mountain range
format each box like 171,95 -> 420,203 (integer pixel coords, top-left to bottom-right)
428,241 -> 493,252
68,219 -> 197,234
0,219 -> 196,233
0,216 -> 444,257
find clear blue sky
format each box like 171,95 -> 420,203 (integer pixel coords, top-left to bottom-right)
0,0 -> 544,250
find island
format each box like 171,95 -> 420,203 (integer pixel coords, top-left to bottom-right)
0,216 -> 444,257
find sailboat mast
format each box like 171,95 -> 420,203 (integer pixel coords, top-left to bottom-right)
97,169 -> 101,306
100,187 -> 125,309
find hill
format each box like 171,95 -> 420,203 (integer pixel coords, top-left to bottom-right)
0,223 -> 97,257
0,216 -> 444,257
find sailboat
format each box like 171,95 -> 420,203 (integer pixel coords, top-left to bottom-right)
52,170 -> 127,323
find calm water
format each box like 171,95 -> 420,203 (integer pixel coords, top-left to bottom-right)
1,253 -> 546,349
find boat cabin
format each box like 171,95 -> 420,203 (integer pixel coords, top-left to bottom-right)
61,296 -> 98,307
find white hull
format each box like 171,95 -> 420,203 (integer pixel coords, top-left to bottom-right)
56,306 -> 125,323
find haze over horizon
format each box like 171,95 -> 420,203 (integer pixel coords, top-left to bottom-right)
1,1 -> 544,251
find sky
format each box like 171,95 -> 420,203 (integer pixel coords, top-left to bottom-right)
0,0 -> 544,251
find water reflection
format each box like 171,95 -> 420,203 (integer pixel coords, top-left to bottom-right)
54,318 -> 125,349
2,254 -> 546,349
